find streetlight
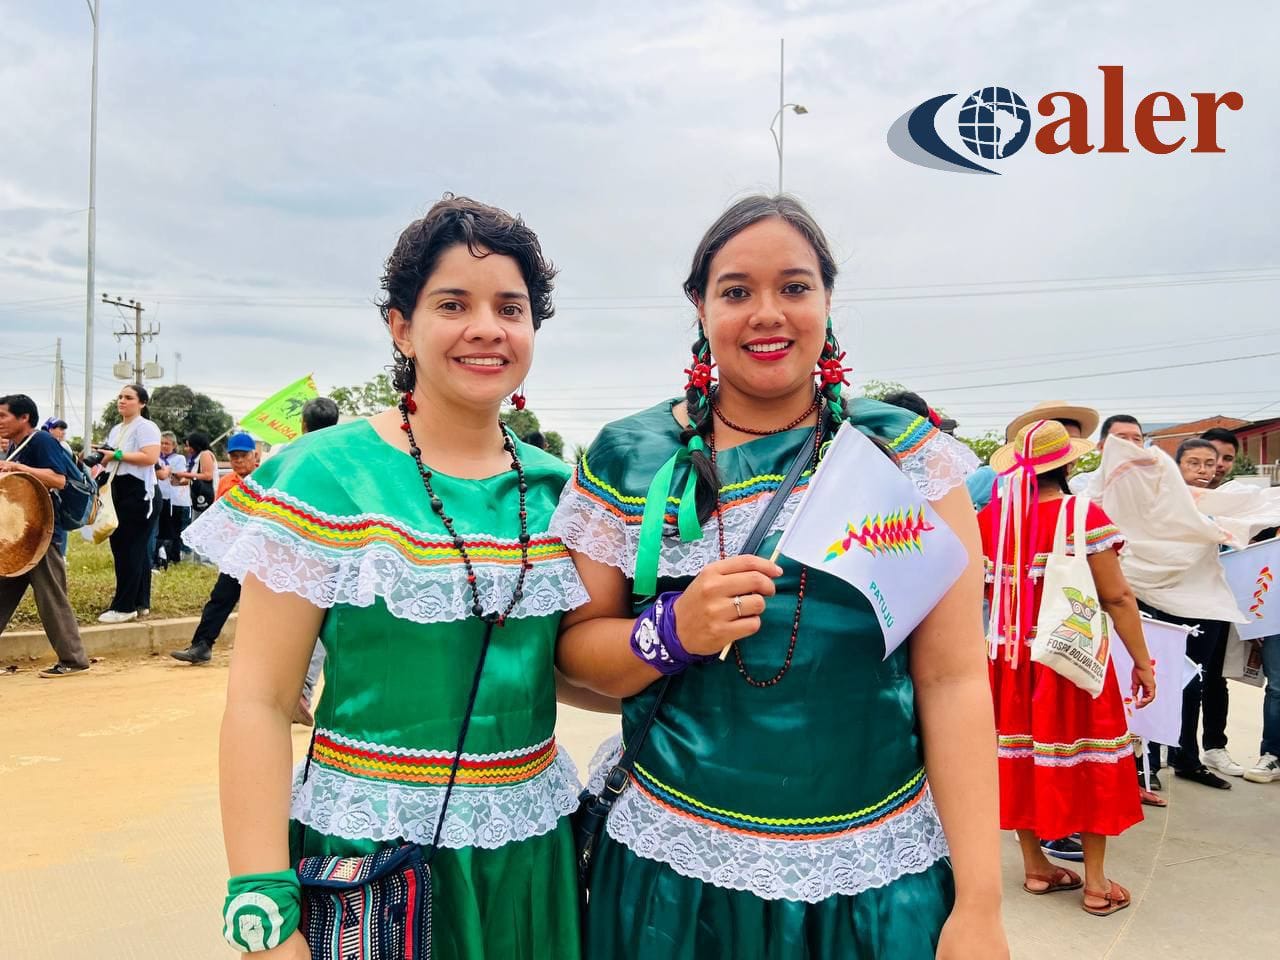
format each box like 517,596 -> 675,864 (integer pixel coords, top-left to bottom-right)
82,0 -> 100,443
770,39 -> 808,193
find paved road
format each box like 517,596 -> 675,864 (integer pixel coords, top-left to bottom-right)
1,654 -> 1274,958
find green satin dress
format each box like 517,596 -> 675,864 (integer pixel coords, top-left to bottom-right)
185,419 -> 585,960
551,398 -> 977,960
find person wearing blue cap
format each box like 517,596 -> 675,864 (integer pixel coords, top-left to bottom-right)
171,433 -> 258,664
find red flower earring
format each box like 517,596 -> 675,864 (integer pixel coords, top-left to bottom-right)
683,357 -> 717,396
509,386 -> 528,411
816,351 -> 852,387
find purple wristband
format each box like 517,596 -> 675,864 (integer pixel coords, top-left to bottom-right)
629,591 -> 716,675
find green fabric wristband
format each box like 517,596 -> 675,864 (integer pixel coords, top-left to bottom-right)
112,448 -> 124,462
223,869 -> 302,953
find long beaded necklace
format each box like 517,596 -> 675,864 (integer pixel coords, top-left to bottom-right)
399,398 -> 531,625
708,402 -> 823,688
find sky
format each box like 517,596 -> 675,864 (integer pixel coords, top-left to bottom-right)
2,0 -> 1277,453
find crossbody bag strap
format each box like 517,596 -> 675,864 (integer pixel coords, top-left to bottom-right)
598,406 -> 829,801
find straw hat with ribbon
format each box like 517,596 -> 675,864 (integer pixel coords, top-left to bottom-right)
986,420 -> 1095,668
1004,400 -> 1100,443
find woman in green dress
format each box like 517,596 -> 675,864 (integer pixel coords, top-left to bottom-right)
553,195 -> 1008,958
193,196 -> 587,959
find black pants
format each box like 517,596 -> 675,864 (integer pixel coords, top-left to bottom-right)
1138,601 -> 1229,772
192,573 -> 241,648
108,475 -> 154,614
157,501 -> 190,567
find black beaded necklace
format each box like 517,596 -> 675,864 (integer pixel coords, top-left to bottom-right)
398,399 -> 531,625
708,413 -> 823,688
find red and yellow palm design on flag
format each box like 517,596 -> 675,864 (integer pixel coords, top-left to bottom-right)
1252,565 -> 1274,619
824,506 -> 935,561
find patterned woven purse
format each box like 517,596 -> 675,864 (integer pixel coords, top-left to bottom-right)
294,620 -> 495,959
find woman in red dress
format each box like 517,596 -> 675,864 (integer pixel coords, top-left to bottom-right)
981,420 -> 1156,917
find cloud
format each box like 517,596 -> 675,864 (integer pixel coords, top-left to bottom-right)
1,0 -> 1275,446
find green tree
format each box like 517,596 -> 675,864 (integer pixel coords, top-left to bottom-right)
331,373 -> 397,416
858,379 -> 908,402
98,385 -> 233,447
1228,451 -> 1256,480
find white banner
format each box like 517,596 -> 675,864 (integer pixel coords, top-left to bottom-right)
1220,537 -> 1280,641
1110,616 -> 1197,746
775,424 -> 969,657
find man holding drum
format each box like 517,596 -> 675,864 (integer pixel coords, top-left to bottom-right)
0,393 -> 91,677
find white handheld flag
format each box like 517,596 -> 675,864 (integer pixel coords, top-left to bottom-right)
1110,616 -> 1196,746
1220,537 -> 1280,641
775,423 -> 969,657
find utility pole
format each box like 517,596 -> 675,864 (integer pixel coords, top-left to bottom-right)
83,0 -> 100,443
778,38 -> 785,192
54,338 -> 66,420
104,294 -> 161,384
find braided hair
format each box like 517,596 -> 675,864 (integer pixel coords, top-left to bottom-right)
679,195 -> 847,524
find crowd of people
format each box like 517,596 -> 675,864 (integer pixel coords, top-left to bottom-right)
2,192 -> 1276,958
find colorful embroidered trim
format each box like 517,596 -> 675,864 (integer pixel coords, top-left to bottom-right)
628,763 -> 928,840
997,734 -> 1136,766
984,527 -> 1124,581
222,478 -> 571,567
311,730 -> 560,787
887,415 -> 937,459
573,455 -> 812,527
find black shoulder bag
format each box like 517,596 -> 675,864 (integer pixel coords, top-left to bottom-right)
294,619 -> 496,959
573,411 -> 826,885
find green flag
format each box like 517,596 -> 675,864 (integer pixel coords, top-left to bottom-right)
240,374 -> 319,445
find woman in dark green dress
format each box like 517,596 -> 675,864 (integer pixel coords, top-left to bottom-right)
553,196 -> 1008,959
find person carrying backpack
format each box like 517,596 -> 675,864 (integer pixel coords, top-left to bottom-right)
0,393 -> 92,677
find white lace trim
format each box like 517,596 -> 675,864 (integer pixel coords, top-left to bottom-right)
998,744 -> 1135,769
291,746 -> 581,850
183,506 -> 589,624
553,430 -> 976,579
585,737 -> 949,903
897,430 -> 979,502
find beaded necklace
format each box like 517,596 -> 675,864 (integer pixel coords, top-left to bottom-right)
711,388 -> 819,436
398,399 -> 530,625
708,409 -> 822,688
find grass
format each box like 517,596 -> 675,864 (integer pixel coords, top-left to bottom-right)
10,535 -> 220,628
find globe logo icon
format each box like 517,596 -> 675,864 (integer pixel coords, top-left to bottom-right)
957,86 -> 1031,160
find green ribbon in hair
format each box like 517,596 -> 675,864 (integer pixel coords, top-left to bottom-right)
634,434 -> 705,596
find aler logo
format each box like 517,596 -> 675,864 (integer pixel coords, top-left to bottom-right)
888,65 -> 1244,174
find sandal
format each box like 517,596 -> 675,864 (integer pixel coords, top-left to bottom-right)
1022,866 -> 1083,895
1082,880 -> 1132,916
1139,787 -> 1168,808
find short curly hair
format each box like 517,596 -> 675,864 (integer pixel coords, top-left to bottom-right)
378,195 -> 556,391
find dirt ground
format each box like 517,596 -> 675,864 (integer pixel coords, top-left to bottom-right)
1,652 -> 1274,959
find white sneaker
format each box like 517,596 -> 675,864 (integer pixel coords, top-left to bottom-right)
1244,753 -> 1280,784
1202,748 -> 1245,777
97,610 -> 138,624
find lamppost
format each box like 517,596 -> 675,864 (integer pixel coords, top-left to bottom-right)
770,38 -> 808,193
82,0 -> 100,443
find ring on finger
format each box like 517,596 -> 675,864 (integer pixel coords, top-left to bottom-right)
732,595 -> 744,618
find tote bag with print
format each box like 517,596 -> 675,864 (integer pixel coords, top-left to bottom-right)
1031,495 -> 1111,698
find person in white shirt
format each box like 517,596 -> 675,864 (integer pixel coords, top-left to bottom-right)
1069,415 -> 1144,496
154,431 -> 191,568
96,384 -> 162,624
